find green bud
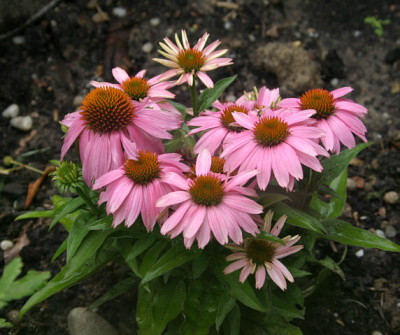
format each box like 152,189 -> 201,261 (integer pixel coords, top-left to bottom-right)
3,156 -> 14,166
52,161 -> 83,194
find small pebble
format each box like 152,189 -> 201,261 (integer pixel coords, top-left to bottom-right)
12,36 -> 25,45
375,229 -> 386,238
2,104 -> 19,118
330,78 -> 339,87
248,34 -> 256,42
385,225 -> 397,238
68,307 -> 118,335
10,116 -> 33,131
355,249 -> 364,258
0,240 -> 14,251
149,17 -> 161,27
73,95 -> 85,108
372,331 -> 383,335
224,21 -> 232,30
346,178 -> 357,191
6,310 -> 19,325
225,94 -> 237,102
353,30 -> 362,38
112,7 -> 127,18
92,11 -> 109,23
142,42 -> 153,53
383,191 -> 399,204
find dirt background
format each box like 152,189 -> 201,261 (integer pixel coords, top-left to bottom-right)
0,0 -> 400,334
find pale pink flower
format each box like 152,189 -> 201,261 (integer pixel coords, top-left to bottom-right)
92,149 -> 188,231
90,67 -> 175,103
61,86 -> 182,185
239,86 -> 281,111
153,30 -> 233,88
221,109 -> 329,191
186,99 -> 255,155
224,210 -> 303,290
279,87 -> 368,154
156,149 -> 262,249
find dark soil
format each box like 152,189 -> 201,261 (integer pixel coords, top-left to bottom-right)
0,1 -> 399,334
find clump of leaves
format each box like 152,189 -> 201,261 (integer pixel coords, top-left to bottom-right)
0,257 -> 50,328
364,16 -> 391,36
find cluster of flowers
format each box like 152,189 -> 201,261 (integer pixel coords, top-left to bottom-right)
60,30 -> 367,290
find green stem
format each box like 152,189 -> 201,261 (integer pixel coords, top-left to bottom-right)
11,159 -> 44,175
190,80 -> 198,117
76,187 -> 100,216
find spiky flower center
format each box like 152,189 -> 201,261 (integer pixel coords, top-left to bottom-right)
300,88 -> 335,120
189,174 -> 224,206
80,87 -> 133,134
121,77 -> 151,101
177,48 -> 206,73
245,239 -> 277,265
253,116 -> 289,147
220,105 -> 249,132
124,151 -> 160,185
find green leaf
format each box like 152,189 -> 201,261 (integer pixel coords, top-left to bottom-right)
0,258 -> 50,310
321,219 -> 400,252
271,285 -> 304,321
67,211 -> 97,260
15,210 -> 54,221
310,169 -> 347,220
51,239 -> 68,262
315,256 -> 345,281
222,303 -> 240,335
141,243 -> 201,284
137,279 -> 186,335
320,142 -> 371,184
272,202 -> 325,233
89,277 -> 137,310
222,272 -> 266,313
265,316 -> 303,335
181,279 -> 225,335
140,240 -> 169,279
197,76 -> 237,112
257,231 -> 285,245
215,293 -> 235,331
19,230 -> 115,318
258,193 -> 289,208
0,318 -> 13,328
50,196 -> 86,229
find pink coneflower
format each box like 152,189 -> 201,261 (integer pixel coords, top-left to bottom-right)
224,210 -> 303,290
221,109 -> 328,191
278,87 -> 368,154
90,67 -> 175,103
253,86 -> 281,110
92,149 -> 188,231
61,86 -> 182,185
186,99 -> 255,155
156,149 -> 262,249
153,30 -> 233,87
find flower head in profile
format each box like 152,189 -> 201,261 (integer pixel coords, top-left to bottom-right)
90,67 -> 175,103
61,86 -> 181,186
221,109 -> 328,191
186,98 -> 255,155
240,86 -> 281,112
224,210 -> 303,290
153,30 -> 233,88
92,146 -> 188,231
156,149 -> 262,249
279,87 -> 368,154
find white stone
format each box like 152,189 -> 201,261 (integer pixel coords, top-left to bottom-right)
372,331 -> 383,335
10,116 -> 33,131
150,17 -> 161,27
112,7 -> 127,18
68,307 -> 118,335
2,104 -> 19,118
0,240 -> 14,251
375,229 -> 386,238
330,78 -> 339,87
142,42 -> 153,53
385,225 -> 397,238
353,30 -> 362,38
248,34 -> 256,42
12,36 -> 25,45
355,249 -> 364,258
346,178 -> 357,191
224,21 -> 232,30
383,191 -> 399,204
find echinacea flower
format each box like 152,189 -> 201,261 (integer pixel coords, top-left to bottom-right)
156,149 -> 262,249
221,109 -> 329,191
61,86 -> 182,185
278,87 -> 368,154
224,210 -> 303,290
90,67 -> 175,103
153,30 -> 233,87
92,149 -> 188,231
186,98 -> 255,155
